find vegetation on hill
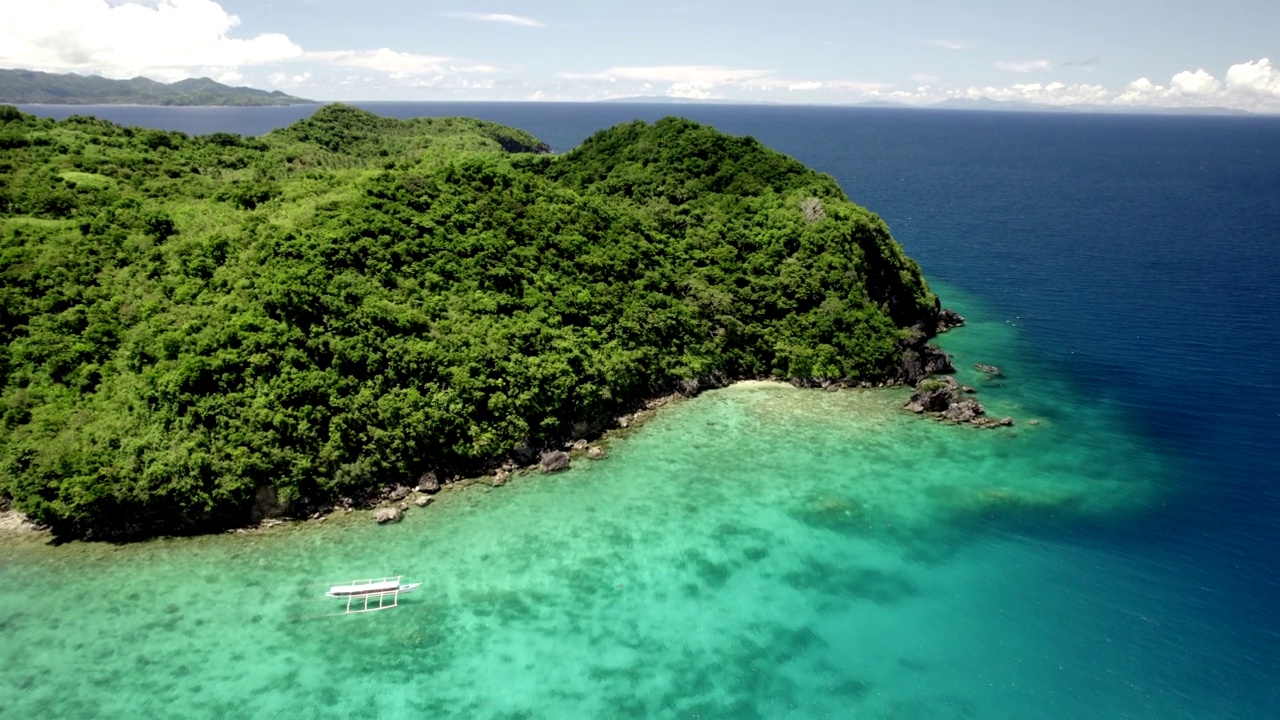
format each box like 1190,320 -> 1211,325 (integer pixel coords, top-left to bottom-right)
0,103 -> 937,537
0,69 -> 311,106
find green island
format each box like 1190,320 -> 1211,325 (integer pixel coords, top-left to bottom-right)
0,69 -> 312,106
0,103 -> 947,538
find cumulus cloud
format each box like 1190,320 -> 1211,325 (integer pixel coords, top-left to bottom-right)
444,12 -> 545,28
1111,59 -> 1280,110
1225,58 -> 1280,96
1170,69 -> 1221,95
0,0 -> 302,81
995,59 -> 1052,73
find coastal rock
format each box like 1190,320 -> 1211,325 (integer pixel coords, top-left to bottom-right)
974,363 -> 1004,378
374,506 -> 403,524
941,399 -> 985,424
387,484 -> 411,502
570,439 -> 589,451
493,468 -> 511,486
896,327 -> 956,385
539,451 -> 571,473
587,446 -> 607,460
904,376 -> 963,414
936,308 -> 966,333
414,495 -> 433,507
416,472 -> 440,494
903,377 -> 1013,429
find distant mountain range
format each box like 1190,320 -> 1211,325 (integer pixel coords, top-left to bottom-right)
0,68 -> 313,106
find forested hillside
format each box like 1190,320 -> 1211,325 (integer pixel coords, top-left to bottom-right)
0,68 -> 311,106
0,104 -> 938,537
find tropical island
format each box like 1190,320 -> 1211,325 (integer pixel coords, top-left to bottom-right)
0,68 -> 312,106
0,103 -> 961,539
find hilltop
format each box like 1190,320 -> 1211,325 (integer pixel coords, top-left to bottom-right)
0,104 -> 945,538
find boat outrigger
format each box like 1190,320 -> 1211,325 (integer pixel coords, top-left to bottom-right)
325,576 -> 422,614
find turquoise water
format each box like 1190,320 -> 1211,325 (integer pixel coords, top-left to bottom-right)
9,103 -> 1277,719
3,288 -> 1205,719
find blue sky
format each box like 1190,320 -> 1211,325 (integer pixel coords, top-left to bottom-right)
2,0 -> 1279,111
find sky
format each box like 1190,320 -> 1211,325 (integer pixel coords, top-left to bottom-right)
1,0 -> 1279,112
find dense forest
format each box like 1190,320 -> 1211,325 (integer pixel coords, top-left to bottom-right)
0,103 -> 941,537
0,69 -> 311,106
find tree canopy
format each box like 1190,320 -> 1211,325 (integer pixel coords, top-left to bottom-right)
0,104 -> 936,537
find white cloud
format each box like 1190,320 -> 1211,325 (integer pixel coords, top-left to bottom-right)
307,49 -> 454,79
1170,69 -> 1221,95
560,65 -> 889,101
668,82 -> 720,100
995,59 -> 1052,73
0,0 -> 302,81
918,39 -> 971,51
560,65 -> 773,84
445,12 -> 544,28
1225,58 -> 1280,96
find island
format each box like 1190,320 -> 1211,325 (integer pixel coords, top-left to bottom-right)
0,68 -> 312,106
0,103 -> 961,539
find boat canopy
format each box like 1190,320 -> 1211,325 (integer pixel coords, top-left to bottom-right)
328,579 -> 400,596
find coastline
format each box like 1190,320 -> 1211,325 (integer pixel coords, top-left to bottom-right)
1,308 -> 971,544
0,379 -> 882,543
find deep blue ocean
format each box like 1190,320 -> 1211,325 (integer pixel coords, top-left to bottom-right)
9,102 -> 1279,718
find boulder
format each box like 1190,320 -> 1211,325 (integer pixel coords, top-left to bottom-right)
493,468 -> 511,486
570,439 -> 589,451
387,484 -> 411,502
941,399 -> 985,424
414,495 -> 433,508
374,506 -> 403,524
974,363 -> 1004,377
587,446 -> 607,460
936,308 -> 966,333
539,451 -> 571,473
416,472 -> 440,494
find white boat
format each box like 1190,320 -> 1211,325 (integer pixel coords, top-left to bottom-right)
324,575 -> 421,613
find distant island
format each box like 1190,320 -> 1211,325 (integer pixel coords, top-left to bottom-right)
0,103 -> 953,539
0,68 -> 312,106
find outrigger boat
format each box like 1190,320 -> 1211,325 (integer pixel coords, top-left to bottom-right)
324,575 -> 422,614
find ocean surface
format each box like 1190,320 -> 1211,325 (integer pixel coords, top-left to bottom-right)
3,103 -> 1277,719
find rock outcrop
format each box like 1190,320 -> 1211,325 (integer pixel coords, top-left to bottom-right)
374,506 -> 403,524
416,472 -> 440,493
936,308 -> 966,333
897,326 -> 956,386
974,363 -> 1004,378
904,376 -> 1013,429
539,451 -> 571,473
